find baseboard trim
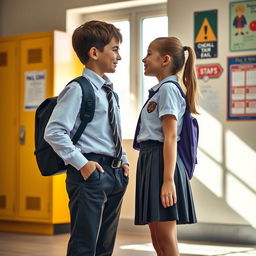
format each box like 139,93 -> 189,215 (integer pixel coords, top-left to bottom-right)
118,219 -> 256,245
0,220 -> 70,235
53,223 -> 70,234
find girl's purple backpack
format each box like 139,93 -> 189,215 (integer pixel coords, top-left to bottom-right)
171,81 -> 199,179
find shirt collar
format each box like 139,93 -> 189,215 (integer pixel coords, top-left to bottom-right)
150,75 -> 178,92
82,68 -> 113,89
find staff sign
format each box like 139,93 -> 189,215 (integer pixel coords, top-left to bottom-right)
197,63 -> 223,82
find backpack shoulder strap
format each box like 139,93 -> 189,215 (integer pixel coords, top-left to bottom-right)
67,76 -> 96,144
162,80 -> 189,110
161,80 -> 186,98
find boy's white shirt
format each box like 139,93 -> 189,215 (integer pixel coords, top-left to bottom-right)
44,68 -> 128,170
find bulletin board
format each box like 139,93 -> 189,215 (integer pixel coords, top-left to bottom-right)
230,1 -> 256,51
227,55 -> 256,120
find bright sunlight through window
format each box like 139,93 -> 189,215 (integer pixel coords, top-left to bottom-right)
141,16 -> 168,103
120,242 -> 256,255
107,21 -> 131,137
108,16 -> 168,137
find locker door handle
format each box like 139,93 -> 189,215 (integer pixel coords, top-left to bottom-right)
20,125 -> 25,145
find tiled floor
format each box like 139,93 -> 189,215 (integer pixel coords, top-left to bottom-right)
0,231 -> 255,256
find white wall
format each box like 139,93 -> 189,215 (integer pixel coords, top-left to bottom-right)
0,0 -> 132,36
168,0 -> 256,227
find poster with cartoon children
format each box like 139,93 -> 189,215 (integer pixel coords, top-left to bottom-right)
230,1 -> 256,51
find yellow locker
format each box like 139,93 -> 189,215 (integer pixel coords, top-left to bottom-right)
18,37 -> 52,220
0,31 -> 80,234
0,40 -> 18,217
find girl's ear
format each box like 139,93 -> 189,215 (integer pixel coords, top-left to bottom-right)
88,47 -> 98,60
162,55 -> 171,67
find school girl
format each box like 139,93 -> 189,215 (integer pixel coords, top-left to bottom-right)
133,37 -> 198,256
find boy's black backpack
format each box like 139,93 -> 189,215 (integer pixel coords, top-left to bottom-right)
34,76 -> 95,176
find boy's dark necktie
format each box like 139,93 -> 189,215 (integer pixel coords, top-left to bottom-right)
103,84 -> 122,160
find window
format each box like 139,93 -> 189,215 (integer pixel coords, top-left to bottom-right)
141,16 -> 168,103
77,4 -> 168,138
106,20 -> 132,133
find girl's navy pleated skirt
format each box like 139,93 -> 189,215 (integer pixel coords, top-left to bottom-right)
135,140 -> 197,225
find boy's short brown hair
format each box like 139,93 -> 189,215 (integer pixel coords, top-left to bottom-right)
72,20 -> 122,65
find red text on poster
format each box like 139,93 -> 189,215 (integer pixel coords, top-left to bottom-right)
197,63 -> 223,80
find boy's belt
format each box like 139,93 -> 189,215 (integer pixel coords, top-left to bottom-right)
83,153 -> 122,169
111,159 -> 122,168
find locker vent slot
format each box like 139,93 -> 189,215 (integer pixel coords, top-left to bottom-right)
26,196 -> 41,210
0,52 -> 7,66
27,48 -> 42,64
0,195 -> 6,209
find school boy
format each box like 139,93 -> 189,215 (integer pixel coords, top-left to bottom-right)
44,20 -> 129,256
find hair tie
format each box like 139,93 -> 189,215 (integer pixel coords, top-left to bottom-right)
183,46 -> 189,51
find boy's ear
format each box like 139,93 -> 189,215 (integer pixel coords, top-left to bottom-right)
88,47 -> 99,60
162,55 -> 171,67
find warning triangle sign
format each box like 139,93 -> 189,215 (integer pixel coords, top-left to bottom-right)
195,18 -> 217,43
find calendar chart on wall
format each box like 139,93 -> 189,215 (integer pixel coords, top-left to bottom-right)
227,55 -> 256,120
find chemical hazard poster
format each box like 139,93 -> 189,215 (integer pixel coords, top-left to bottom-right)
227,55 -> 256,120
230,1 -> 256,51
194,10 -> 217,59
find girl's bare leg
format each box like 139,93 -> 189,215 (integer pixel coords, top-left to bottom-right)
149,222 -> 162,256
149,221 -> 179,256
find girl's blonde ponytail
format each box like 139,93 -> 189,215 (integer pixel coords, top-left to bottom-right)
182,47 -> 199,114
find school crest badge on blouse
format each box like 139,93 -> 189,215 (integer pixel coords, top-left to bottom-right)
147,101 -> 157,113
